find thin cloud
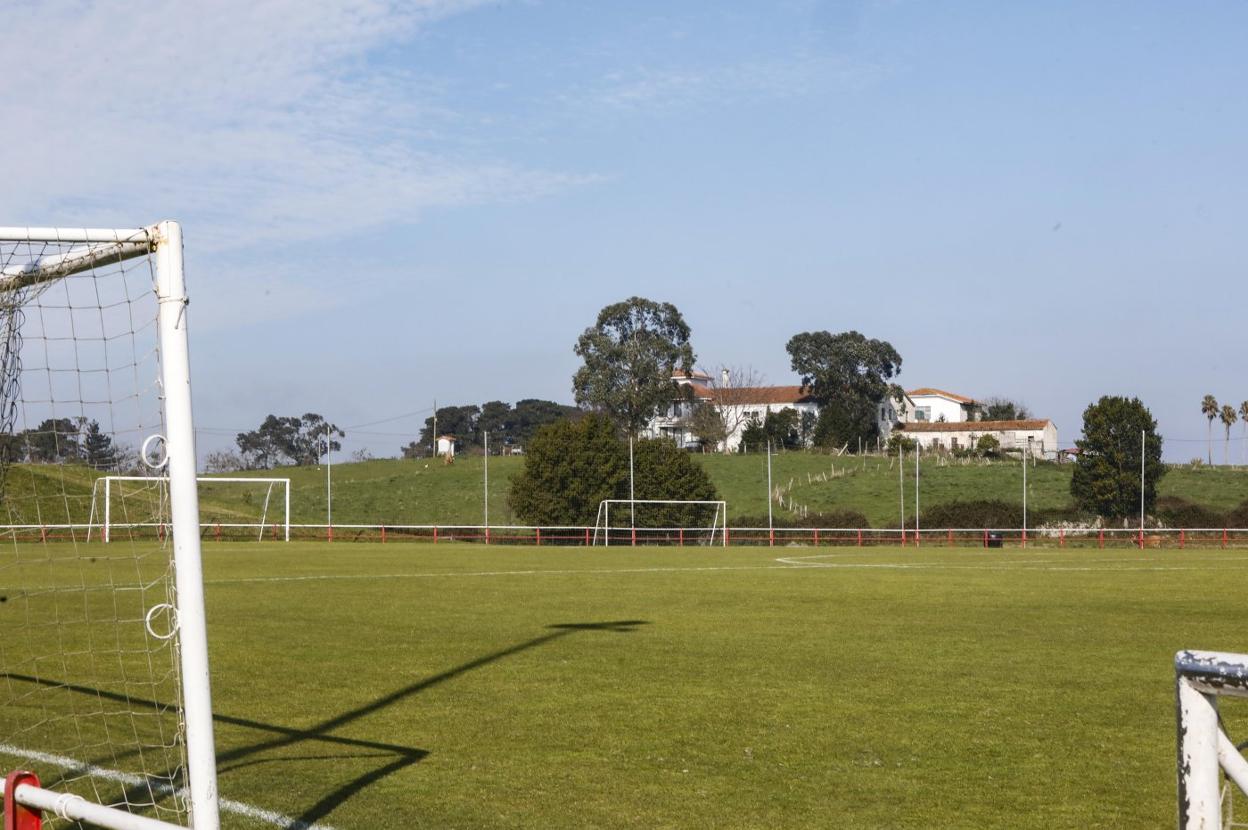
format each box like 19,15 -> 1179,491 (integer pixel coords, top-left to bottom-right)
0,0 -> 585,252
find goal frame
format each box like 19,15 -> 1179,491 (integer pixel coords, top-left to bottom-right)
1176,649 -> 1248,829
0,223 -> 220,830
592,498 -> 727,547
88,476 -> 292,543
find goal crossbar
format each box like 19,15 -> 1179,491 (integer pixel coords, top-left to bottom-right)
87,476 -> 292,542
592,499 -> 727,547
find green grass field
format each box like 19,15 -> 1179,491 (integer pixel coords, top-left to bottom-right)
5,541 -> 1248,828
6,454 -> 1248,531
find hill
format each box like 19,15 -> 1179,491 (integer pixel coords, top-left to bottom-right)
4,453 -> 1246,530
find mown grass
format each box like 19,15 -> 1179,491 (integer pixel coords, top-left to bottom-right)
3,542 -> 1247,828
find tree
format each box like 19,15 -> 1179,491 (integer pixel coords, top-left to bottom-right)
1070,396 -> 1165,519
696,365 -> 765,454
1241,401 -> 1248,466
204,450 -> 243,473
786,330 -> 902,449
1221,404 -> 1238,466
235,413 -> 343,468
572,297 -> 696,436
763,408 -> 802,450
738,415 -> 766,453
982,397 -> 1030,421
22,417 -> 81,462
418,405 -> 481,450
975,434 -> 1001,456
629,438 -> 719,527
509,414 -> 628,525
1202,394 -> 1219,466
685,401 -> 727,451
82,420 -> 116,470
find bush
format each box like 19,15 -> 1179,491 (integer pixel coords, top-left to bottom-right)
919,500 -> 1023,528
735,509 -> 870,529
509,416 -> 720,527
976,434 -> 1001,456
1155,496 -> 1225,529
1224,500 -> 1248,528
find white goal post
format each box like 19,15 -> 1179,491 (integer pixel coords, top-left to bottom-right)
592,499 -> 727,547
0,224 -> 220,829
1176,650 -> 1248,829
87,476 -> 292,543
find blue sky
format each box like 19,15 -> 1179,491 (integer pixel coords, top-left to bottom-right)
3,0 -> 1246,461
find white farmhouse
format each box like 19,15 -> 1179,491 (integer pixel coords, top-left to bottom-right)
643,371 -> 819,452
878,387 -> 981,434
900,419 -> 1058,459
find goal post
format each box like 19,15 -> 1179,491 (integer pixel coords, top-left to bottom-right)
88,476 -> 292,543
592,499 -> 727,547
0,224 -> 219,829
1175,650 -> 1248,829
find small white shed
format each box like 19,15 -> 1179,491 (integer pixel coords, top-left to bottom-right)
435,435 -> 456,456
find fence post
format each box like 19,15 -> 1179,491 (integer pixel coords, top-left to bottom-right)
215,523 -> 220,542
327,525 -> 333,543
535,527 -> 541,547
1223,528 -> 1229,549
1021,528 -> 1026,549
1098,528 -> 1104,549
433,526 -> 439,544
813,528 -> 819,546
631,527 -> 636,547
1180,529 -> 1185,550
1059,528 -> 1065,548
900,529 -> 906,546
485,527 -> 491,545
947,528 -> 952,547
857,528 -> 862,547
1138,529 -> 1144,550
724,526 -> 730,547
40,525 -> 46,543
584,527 -> 590,546
678,528 -> 684,547
983,529 -> 988,549
381,525 -> 386,544
769,528 -> 775,547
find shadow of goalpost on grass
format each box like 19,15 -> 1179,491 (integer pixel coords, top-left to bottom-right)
1,619 -> 650,826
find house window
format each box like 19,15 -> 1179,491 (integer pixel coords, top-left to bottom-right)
951,437 -> 960,450
914,407 -> 932,422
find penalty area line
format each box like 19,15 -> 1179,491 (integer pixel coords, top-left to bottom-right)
0,743 -> 339,830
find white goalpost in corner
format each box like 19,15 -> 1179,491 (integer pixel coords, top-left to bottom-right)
592,499 -> 727,547
0,223 -> 220,830
87,476 -> 292,543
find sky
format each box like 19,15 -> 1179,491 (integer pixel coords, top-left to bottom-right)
2,0 -> 1246,462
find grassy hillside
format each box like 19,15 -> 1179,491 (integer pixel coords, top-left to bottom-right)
3,453 -> 1246,528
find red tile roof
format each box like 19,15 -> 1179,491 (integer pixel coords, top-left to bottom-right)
697,386 -> 817,405
900,419 -> 1052,432
907,387 -> 977,404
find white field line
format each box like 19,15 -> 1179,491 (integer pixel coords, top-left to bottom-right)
0,743 -> 338,830
201,555 -> 1248,586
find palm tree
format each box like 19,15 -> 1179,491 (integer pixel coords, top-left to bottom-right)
1221,404 -> 1238,466
1241,401 -> 1248,465
1202,395 -> 1219,465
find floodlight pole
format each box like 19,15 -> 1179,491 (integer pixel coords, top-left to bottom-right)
484,430 -> 490,539
1140,429 -> 1146,543
766,439 -> 773,535
629,434 -> 635,532
898,443 -> 905,536
1023,437 -> 1029,546
326,434 -> 333,535
914,442 -> 920,546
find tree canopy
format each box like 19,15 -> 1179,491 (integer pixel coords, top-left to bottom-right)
981,397 -> 1031,421
572,297 -> 695,435
235,413 -> 342,469
1070,396 -> 1165,519
509,413 -> 718,526
408,399 -> 578,456
786,330 -> 902,449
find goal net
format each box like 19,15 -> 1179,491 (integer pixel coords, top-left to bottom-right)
592,499 -> 727,546
0,225 -> 219,829
87,476 -> 292,543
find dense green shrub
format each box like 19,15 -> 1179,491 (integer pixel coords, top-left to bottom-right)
1155,496 -> 1225,529
735,509 -> 870,529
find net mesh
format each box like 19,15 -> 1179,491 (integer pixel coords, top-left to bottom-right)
0,231 -> 188,824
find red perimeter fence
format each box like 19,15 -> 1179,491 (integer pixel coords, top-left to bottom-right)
15,523 -> 1248,549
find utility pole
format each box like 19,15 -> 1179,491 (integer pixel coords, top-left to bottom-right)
432,398 -> 437,458
1140,429 -> 1146,544
914,442 -> 920,546
899,443 -> 905,538
484,430 -> 489,539
766,440 -> 774,535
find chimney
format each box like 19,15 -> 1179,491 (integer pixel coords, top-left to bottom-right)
721,368 -> 730,388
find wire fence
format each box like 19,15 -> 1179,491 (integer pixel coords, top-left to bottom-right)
9,522 -> 1248,549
